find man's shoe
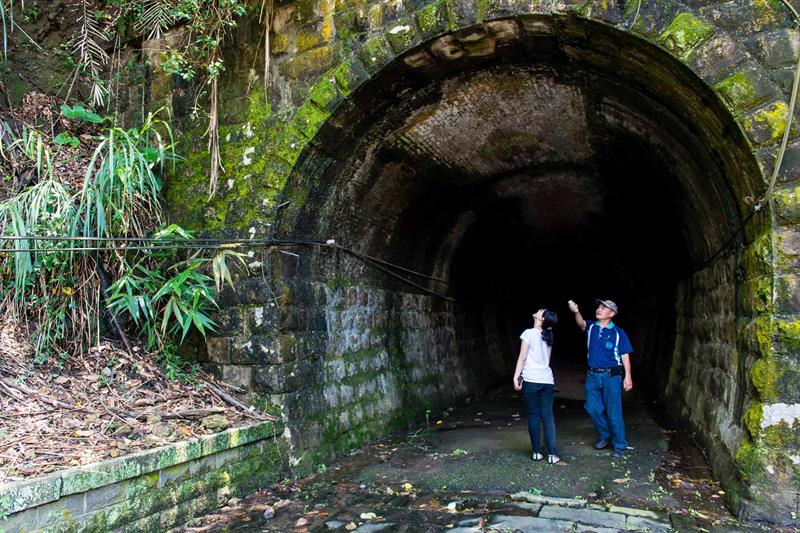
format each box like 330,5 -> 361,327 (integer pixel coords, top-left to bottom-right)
611,449 -> 625,458
594,439 -> 609,450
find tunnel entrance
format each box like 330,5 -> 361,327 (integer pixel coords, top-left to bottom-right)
272,15 -> 768,518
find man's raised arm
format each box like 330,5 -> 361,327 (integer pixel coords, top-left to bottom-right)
568,300 -> 586,329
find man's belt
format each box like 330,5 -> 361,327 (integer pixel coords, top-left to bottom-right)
589,366 -> 624,373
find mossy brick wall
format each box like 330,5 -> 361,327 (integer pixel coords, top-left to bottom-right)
0,422 -> 283,533
201,252 -> 508,473
147,0 -> 800,524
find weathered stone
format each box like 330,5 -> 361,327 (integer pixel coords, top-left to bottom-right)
489,514 -> 575,532
658,12 -> 715,59
202,415 -> 231,432
511,492 -> 587,508
714,65 -> 777,115
539,505 -> 627,529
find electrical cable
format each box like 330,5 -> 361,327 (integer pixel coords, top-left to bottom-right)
0,234 -> 455,300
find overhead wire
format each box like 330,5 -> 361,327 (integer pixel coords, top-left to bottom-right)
0,234 -> 455,300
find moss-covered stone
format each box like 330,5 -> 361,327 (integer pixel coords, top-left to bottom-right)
308,74 -> 344,111
751,357 -> 781,402
271,34 -> 290,55
415,1 -> 449,40
291,101 -> 332,139
358,35 -> 394,73
385,18 -> 419,54
743,101 -> 796,146
744,401 -> 764,437
280,46 -> 336,79
714,68 -> 775,115
658,12 -> 714,59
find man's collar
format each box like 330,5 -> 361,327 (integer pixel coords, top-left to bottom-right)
595,320 -> 615,329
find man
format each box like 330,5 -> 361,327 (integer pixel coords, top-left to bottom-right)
568,299 -> 633,458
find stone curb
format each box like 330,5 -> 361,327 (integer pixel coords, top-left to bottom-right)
0,420 -> 281,516
508,491 -> 672,531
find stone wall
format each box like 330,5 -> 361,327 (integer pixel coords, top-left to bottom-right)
667,257 -> 746,507
204,251 -> 509,473
0,422 -> 283,532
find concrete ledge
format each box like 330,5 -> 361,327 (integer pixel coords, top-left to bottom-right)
0,421 -> 284,532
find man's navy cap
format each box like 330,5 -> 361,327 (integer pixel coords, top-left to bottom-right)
596,299 -> 619,314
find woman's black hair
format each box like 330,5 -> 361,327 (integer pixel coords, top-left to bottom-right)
541,309 -> 558,347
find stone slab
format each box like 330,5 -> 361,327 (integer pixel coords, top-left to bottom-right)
506,501 -> 544,513
608,505 -> 659,519
510,492 -> 587,508
575,524 -> 620,533
626,515 -> 673,532
539,505 -> 627,529
489,514 -> 575,532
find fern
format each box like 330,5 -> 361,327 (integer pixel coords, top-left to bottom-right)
73,0 -> 109,106
135,0 -> 176,40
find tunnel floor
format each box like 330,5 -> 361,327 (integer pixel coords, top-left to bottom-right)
175,365 -> 784,532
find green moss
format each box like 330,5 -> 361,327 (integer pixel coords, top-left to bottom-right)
271,34 -> 289,55
330,59 -> 366,95
309,75 -> 343,111
744,101 -> 792,145
385,18 -> 418,53
658,12 -> 714,59
291,102 -> 331,140
416,1 -> 448,39
735,439 -> 757,481
714,70 -> 772,115
774,319 -> 800,353
751,357 -> 781,401
762,420 -> 800,448
744,402 -> 764,437
358,35 -> 393,73
266,123 -> 309,166
280,46 -> 335,80
296,31 -> 325,52
754,314 -> 774,356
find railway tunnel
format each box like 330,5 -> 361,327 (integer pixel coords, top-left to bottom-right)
188,12 -> 795,522
268,15 -> 767,510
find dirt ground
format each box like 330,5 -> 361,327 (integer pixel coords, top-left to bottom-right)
176,366 -> 786,532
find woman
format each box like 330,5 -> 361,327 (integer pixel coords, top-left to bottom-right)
513,308 -> 560,464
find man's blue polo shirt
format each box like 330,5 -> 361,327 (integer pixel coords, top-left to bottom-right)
585,321 -> 633,369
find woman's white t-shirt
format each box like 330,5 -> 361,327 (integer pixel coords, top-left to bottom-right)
520,328 -> 554,384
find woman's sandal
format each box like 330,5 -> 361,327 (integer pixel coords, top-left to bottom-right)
547,455 -> 561,464
532,453 -> 544,461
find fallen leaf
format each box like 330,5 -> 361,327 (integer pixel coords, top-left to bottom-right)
295,517 -> 308,527
345,523 -> 357,531
360,512 -> 379,520
402,482 -> 414,491
54,376 -> 69,384
73,430 -> 93,438
612,478 -> 629,484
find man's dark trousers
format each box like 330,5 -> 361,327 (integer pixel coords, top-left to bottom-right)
584,370 -> 627,451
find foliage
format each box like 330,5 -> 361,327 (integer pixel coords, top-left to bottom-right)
0,107 -> 239,368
